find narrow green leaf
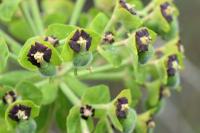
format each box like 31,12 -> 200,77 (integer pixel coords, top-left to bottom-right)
0,37 -> 9,72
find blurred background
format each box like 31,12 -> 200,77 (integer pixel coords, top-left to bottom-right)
155,0 -> 200,133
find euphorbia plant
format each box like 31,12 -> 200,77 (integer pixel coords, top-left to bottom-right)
0,0 -> 184,133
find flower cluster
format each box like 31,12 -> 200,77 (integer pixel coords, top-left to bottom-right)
160,2 -> 174,22
44,36 -> 59,47
135,29 -> 152,53
69,30 -> 92,53
9,104 -> 31,122
80,105 -> 95,120
27,42 -> 52,67
167,54 -> 179,77
103,32 -> 115,44
119,0 -> 137,15
116,97 -> 129,118
2,90 -> 17,105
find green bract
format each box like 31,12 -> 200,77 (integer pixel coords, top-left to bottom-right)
18,37 -> 62,71
61,28 -> 101,61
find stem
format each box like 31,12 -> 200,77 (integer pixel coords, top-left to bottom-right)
9,53 -> 18,61
141,0 -> 157,15
106,118 -> 114,133
80,119 -> 90,133
0,29 -> 21,55
29,0 -> 44,35
71,58 -> 130,77
69,0 -> 86,25
103,5 -> 118,33
60,82 -> 80,105
20,1 -> 38,35
79,71 -> 125,80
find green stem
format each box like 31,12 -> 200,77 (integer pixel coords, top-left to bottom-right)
79,71 -> 125,80
60,82 -> 81,105
80,119 -> 90,133
29,0 -> 44,35
106,118 -> 114,133
69,0 -> 86,25
103,4 -> 118,33
20,1 -> 38,35
9,53 -> 18,61
0,29 -> 21,55
141,0 -> 157,14
71,58 -> 130,77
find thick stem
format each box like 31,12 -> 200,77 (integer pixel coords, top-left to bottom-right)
69,0 -> 86,25
0,29 -> 21,55
20,1 -> 38,35
60,82 -> 80,105
29,0 -> 44,35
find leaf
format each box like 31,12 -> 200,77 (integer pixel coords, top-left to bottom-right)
0,71 -> 39,86
125,80 -> 141,107
64,75 -> 88,97
79,13 -> 90,28
116,6 -> 143,30
18,37 -> 62,71
98,46 -> 122,67
94,0 -> 115,11
9,19 -> 34,41
120,108 -> 137,133
0,37 -> 9,72
15,119 -> 37,133
45,24 -> 76,39
35,105 -> 51,133
113,89 -> 132,105
5,100 -> 40,128
167,72 -> 180,88
44,13 -> 67,27
39,81 -> 58,105
82,85 -> 111,104
108,105 -> 123,132
61,28 -> 101,61
66,106 -> 81,133
145,1 -> 179,34
42,0 -> 74,26
94,119 -> 107,133
0,118 -> 14,133
145,81 -> 161,109
55,90 -> 72,132
16,81 -> 43,105
89,12 -> 109,35
0,0 -> 21,22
